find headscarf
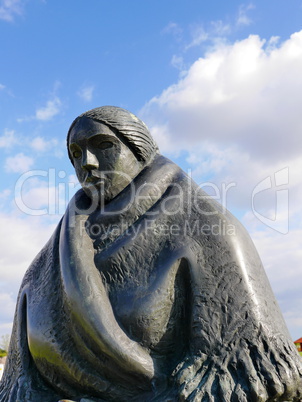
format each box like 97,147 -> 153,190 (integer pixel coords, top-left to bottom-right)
67,106 -> 159,165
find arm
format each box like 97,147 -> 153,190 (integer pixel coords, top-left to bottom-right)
59,206 -> 154,382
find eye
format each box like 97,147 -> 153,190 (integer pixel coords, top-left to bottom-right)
89,135 -> 116,151
72,149 -> 82,159
96,141 -> 113,150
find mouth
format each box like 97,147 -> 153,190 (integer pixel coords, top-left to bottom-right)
84,175 -> 105,187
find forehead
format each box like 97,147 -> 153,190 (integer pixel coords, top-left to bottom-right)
69,117 -> 117,144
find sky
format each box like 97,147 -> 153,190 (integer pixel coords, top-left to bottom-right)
0,0 -> 302,342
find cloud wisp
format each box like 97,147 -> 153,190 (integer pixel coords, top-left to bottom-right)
30,136 -> 58,152
236,3 -> 255,27
0,129 -> 17,148
164,3 -> 254,59
5,152 -> 34,173
35,96 -> 62,121
0,0 -> 24,22
77,85 -> 95,102
17,94 -> 63,123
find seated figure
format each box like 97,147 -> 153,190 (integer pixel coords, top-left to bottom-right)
1,106 -> 302,401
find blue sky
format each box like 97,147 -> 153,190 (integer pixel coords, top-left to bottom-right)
0,0 -> 302,342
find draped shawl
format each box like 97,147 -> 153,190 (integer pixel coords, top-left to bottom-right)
1,155 -> 302,402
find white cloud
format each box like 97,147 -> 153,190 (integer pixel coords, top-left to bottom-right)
0,293 -> 16,321
236,3 -> 255,27
210,20 -> 231,37
249,225 -> 302,340
185,145 -> 302,221
143,31 -> 302,163
185,25 -> 208,50
0,211 -> 58,337
0,214 -> 56,283
162,22 -> 183,38
30,136 -> 58,152
4,152 -> 34,173
0,0 -> 24,22
0,189 -> 11,199
0,321 -> 14,338
171,55 -> 185,71
0,83 -> 5,90
77,85 -> 95,102
248,227 -> 302,294
0,189 -> 11,212
13,172 -> 81,218
283,306 -> 302,341
35,96 -> 62,121
15,183 -> 62,215
0,169 -> 81,337
0,129 -> 17,148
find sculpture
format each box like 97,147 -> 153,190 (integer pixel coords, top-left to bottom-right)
1,106 -> 301,401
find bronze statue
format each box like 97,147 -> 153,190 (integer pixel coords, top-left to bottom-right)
1,106 -> 301,401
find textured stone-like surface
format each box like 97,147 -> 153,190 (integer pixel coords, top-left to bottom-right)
1,107 -> 301,401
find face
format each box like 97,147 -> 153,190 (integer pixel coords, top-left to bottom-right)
69,116 -> 142,202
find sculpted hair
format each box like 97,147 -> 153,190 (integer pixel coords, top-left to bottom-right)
67,106 -> 159,165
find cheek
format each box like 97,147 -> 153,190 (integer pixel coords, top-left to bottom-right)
109,167 -> 132,187
75,165 -> 85,180
96,150 -> 120,171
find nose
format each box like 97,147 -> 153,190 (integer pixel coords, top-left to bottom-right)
81,149 -> 99,171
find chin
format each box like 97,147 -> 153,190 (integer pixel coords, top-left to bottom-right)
82,184 -> 113,204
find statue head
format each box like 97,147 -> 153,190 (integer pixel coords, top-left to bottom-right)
67,106 -> 159,202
